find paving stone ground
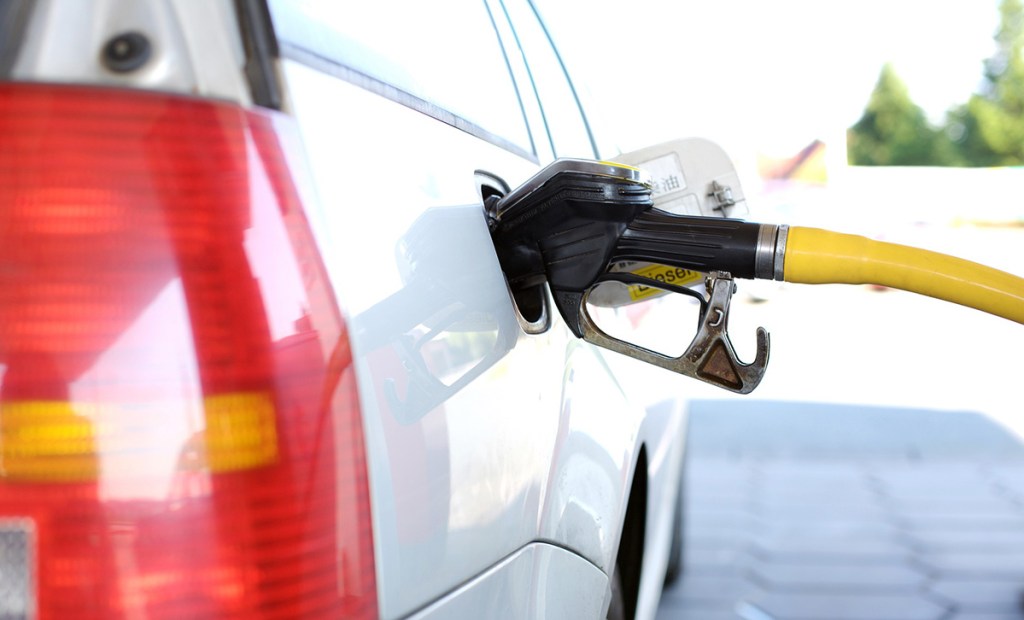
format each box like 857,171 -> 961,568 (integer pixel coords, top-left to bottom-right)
656,401 -> 1024,620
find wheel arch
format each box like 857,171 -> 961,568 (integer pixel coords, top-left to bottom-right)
613,444 -> 648,620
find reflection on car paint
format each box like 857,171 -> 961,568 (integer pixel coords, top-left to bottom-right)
353,206 -> 520,424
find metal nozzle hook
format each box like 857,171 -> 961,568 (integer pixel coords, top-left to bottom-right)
579,272 -> 769,393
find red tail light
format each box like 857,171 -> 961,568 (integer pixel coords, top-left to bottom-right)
0,83 -> 376,618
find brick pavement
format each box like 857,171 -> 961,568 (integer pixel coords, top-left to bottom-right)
656,401 -> 1024,620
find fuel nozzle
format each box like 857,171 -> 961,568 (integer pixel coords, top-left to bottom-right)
489,150 -> 1024,394
488,159 -> 784,394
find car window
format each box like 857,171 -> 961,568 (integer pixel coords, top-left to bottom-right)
268,0 -> 534,157
500,0 -> 596,159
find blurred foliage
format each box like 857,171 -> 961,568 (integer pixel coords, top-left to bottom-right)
948,0 -> 1024,166
849,0 -> 1024,167
847,64 -> 957,166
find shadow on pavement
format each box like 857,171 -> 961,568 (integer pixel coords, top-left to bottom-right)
686,400 -> 1024,460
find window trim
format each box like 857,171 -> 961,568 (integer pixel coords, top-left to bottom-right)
520,0 -> 599,159
494,0 -> 556,160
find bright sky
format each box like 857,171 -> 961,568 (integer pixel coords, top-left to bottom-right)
540,0 -> 1002,157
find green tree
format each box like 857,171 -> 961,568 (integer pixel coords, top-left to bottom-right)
948,0 -> 1024,166
847,64 -> 955,166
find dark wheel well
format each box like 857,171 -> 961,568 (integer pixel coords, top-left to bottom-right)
613,446 -> 647,620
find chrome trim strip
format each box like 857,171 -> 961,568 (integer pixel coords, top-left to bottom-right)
754,224 -> 778,280
278,43 -> 538,163
773,225 -> 789,281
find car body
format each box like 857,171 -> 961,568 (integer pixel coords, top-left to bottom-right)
0,1 -> 687,618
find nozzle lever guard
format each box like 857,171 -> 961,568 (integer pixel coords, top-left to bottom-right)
580,272 -> 769,394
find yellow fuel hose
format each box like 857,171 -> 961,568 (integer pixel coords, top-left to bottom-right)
783,226 -> 1024,325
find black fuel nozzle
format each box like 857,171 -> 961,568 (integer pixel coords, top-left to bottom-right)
488,158 -> 783,394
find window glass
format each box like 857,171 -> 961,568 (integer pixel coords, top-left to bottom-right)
269,0 -> 532,154
501,0 -> 596,159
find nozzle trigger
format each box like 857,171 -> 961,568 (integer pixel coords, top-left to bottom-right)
579,272 -> 769,393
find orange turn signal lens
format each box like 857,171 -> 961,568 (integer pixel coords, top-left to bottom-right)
0,393 -> 278,482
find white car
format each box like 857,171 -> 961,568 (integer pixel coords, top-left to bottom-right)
0,1 -> 687,618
